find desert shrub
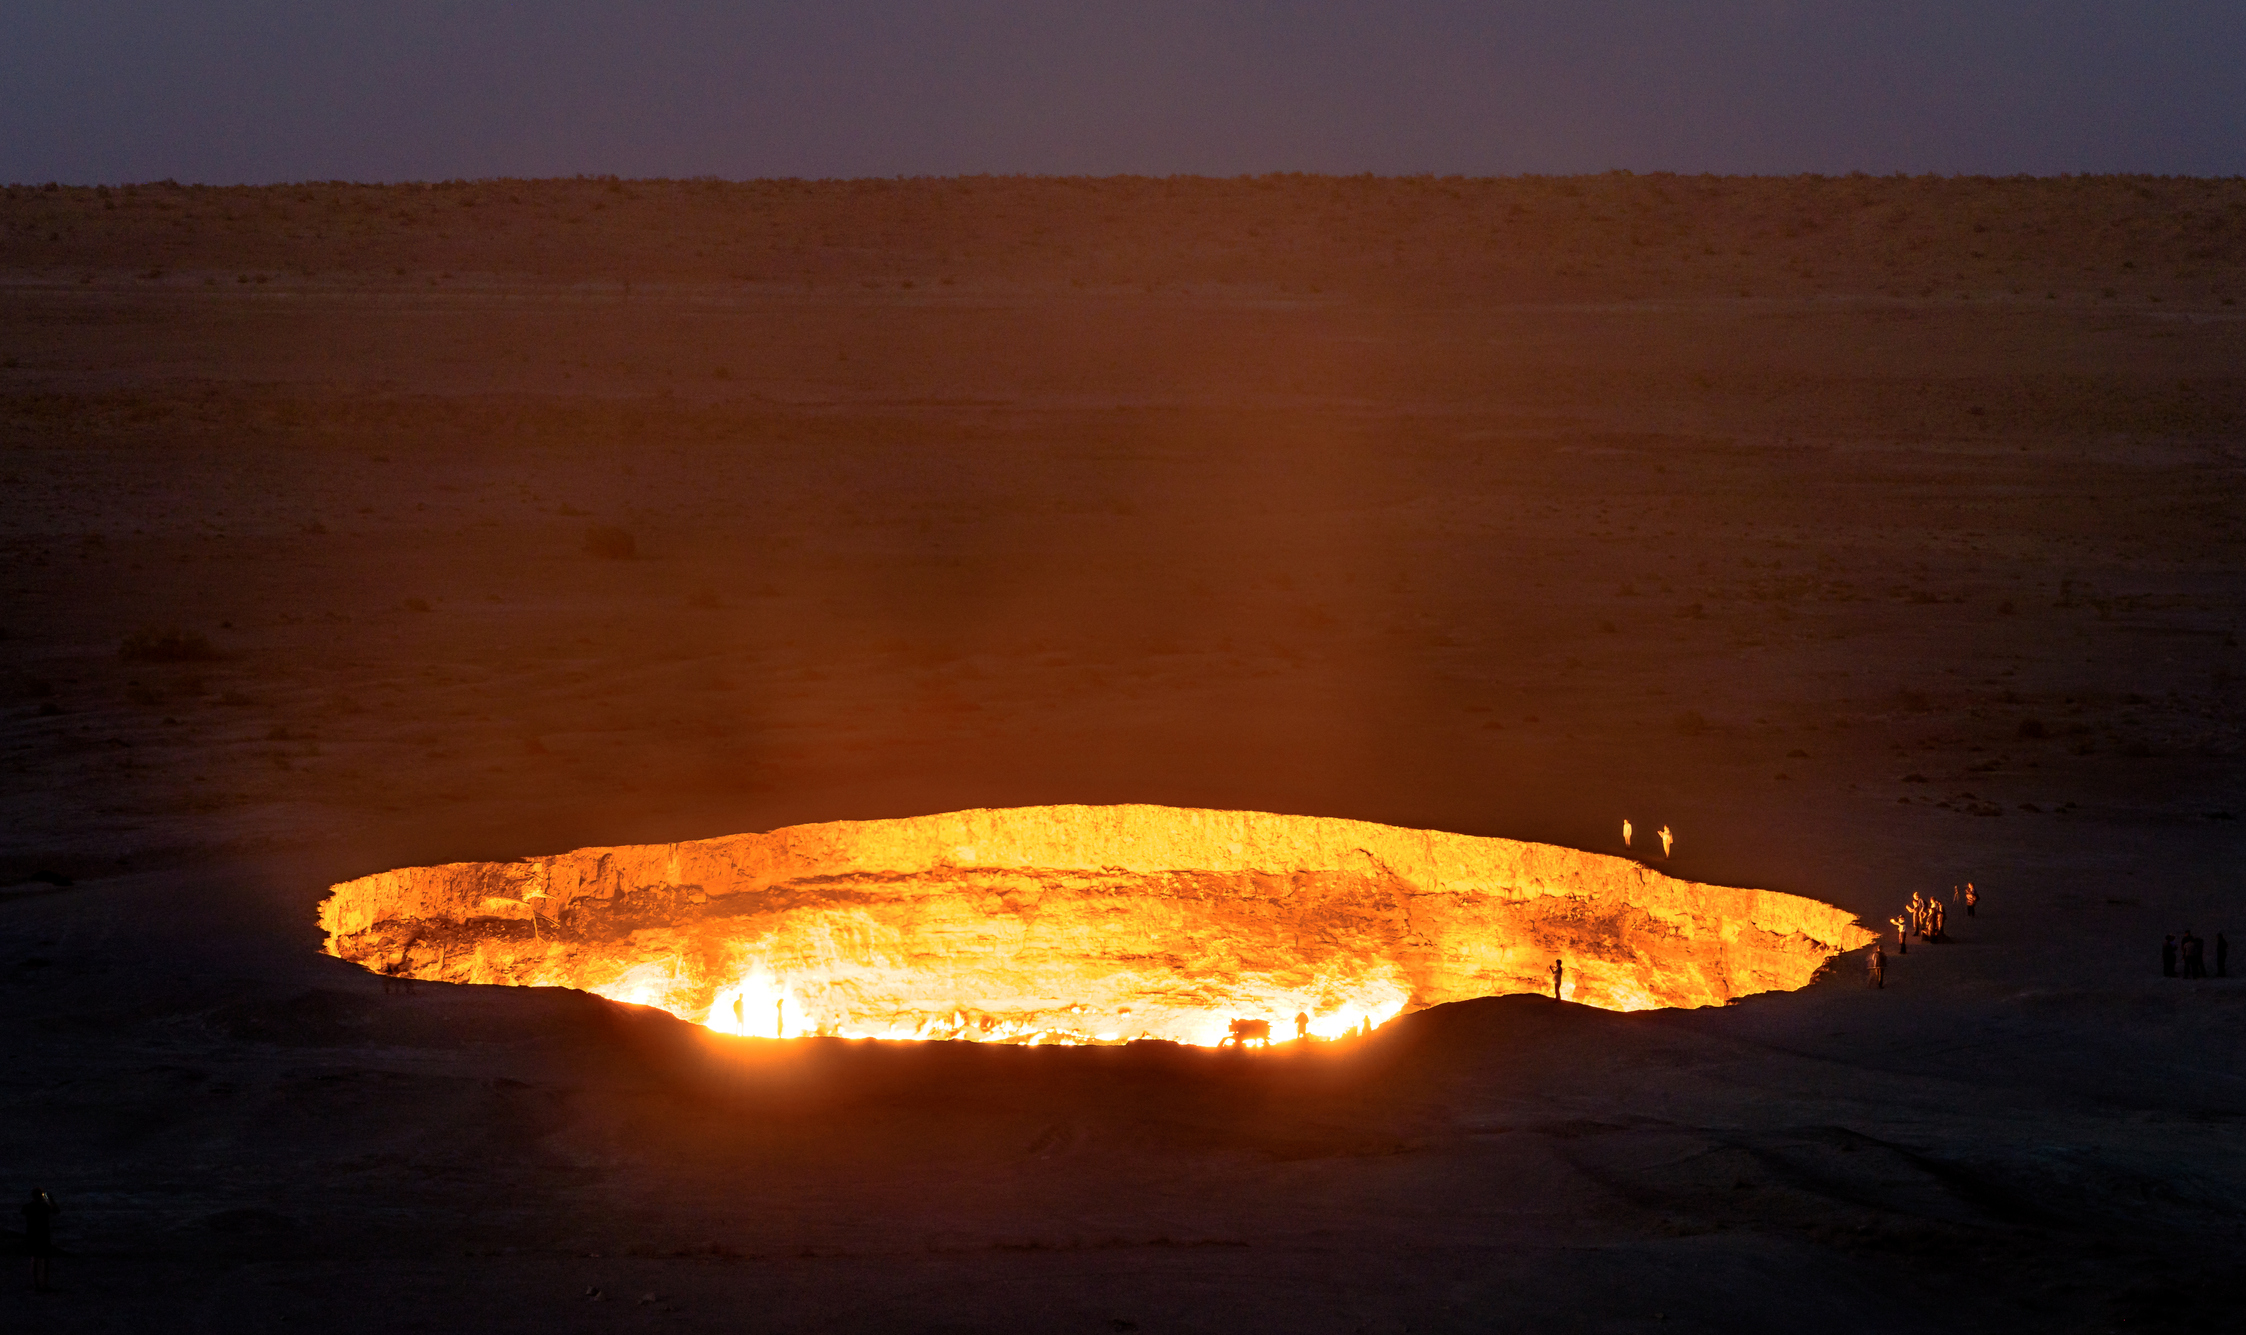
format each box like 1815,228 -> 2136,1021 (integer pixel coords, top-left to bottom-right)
119,627 -> 221,662
583,525 -> 636,559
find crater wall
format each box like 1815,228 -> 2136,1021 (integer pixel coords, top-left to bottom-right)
319,805 -> 1875,1044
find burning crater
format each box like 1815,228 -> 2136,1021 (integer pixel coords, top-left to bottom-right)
320,805 -> 1874,1045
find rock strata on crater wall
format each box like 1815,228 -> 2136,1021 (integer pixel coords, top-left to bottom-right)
319,805 -> 1875,1044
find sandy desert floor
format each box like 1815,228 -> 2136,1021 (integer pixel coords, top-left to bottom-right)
3,178 -> 2245,1332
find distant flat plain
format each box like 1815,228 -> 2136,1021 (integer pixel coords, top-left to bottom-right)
2,176 -> 2243,1332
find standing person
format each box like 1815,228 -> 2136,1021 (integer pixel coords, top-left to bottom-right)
24,1187 -> 58,1292
2162,934 -> 2178,978
2217,932 -> 2230,979
1867,943 -> 1885,989
1659,826 -> 1674,858
1892,916 -> 1909,955
1294,1011 -> 1310,1042
1964,883 -> 1979,917
1551,959 -> 1565,1001
1622,818 -> 1633,850
2181,929 -> 2205,980
1930,899 -> 1945,941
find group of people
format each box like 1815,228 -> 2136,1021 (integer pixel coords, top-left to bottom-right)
1892,883 -> 1975,952
1867,883 -> 1978,988
2162,929 -> 2228,979
1621,819 -> 1674,859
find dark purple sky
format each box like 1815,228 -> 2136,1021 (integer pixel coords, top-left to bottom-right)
6,1 -> 2241,183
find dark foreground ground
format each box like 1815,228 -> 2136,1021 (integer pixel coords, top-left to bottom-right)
3,177 -> 2245,1332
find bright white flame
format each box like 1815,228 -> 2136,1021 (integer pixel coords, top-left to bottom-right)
703,964 -> 804,1038
676,967 -> 1410,1048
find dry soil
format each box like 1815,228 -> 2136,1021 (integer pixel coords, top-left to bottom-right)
2,175 -> 2244,1333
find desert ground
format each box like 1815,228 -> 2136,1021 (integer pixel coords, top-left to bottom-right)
3,175 -> 2244,1332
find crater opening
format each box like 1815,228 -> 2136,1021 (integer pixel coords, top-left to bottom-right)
319,805 -> 1874,1045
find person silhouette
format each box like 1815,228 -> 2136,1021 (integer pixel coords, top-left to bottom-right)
1622,818 -> 1633,849
1294,1011 -> 1309,1042
24,1187 -> 58,1292
1658,826 -> 1674,858
1867,943 -> 1885,989
1551,958 -> 1565,1001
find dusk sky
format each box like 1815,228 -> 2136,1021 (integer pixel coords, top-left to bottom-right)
5,1 -> 2243,183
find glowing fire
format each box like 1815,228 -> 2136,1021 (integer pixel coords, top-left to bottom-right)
562,939 -> 1411,1047
319,805 -> 1875,1045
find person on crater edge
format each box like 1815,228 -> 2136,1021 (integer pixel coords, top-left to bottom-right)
1622,818 -> 1632,850
1551,959 -> 1565,1001
2162,934 -> 2178,977
1658,825 -> 1674,858
1867,943 -> 1885,989
1294,1011 -> 1309,1042
2180,928 -> 2205,979
1891,916 -> 1908,955
24,1187 -> 58,1292
1964,883 -> 1979,917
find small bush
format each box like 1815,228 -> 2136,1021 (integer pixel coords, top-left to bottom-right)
119,628 -> 221,662
583,525 -> 636,559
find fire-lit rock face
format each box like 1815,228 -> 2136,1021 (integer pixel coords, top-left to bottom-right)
320,805 -> 1875,1044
